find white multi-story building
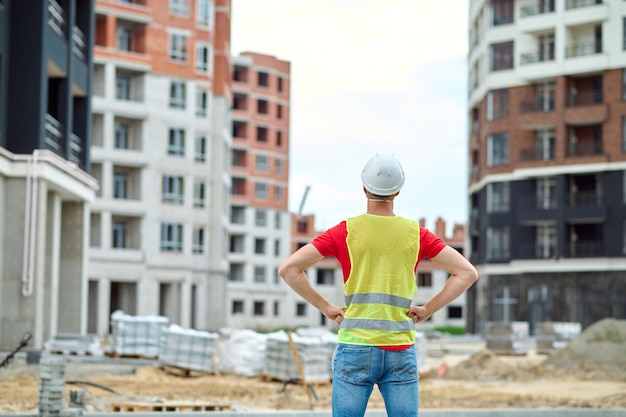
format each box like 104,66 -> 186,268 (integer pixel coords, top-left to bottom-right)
87,0 -> 232,335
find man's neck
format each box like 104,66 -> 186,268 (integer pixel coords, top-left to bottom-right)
366,199 -> 395,216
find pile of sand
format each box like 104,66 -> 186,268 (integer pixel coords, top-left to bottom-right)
442,349 -> 534,381
543,318 -> 626,381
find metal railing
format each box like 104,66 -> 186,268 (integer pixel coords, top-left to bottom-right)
567,241 -> 604,257
520,98 -> 555,113
567,140 -> 603,157
519,148 -> 556,162
69,133 -> 83,165
566,41 -> 602,58
72,26 -> 87,61
567,190 -> 602,207
520,51 -> 555,65
567,90 -> 602,107
520,1 -> 555,17
47,0 -> 66,37
566,0 -> 603,10
45,114 -> 64,153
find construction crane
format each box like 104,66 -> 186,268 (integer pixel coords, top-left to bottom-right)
297,185 -> 311,216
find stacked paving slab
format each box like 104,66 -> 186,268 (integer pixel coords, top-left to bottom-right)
38,356 -> 66,417
110,310 -> 168,357
159,324 -> 218,373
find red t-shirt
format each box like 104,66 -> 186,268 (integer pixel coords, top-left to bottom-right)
311,219 -> 446,351
312,220 -> 446,283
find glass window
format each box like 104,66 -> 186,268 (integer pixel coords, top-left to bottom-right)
487,226 -> 510,260
491,0 -> 514,26
255,209 -> 267,227
116,26 -> 133,52
169,81 -> 186,109
275,185 -> 282,202
255,182 -> 268,199
168,128 -> 185,156
160,223 -> 183,252
254,301 -> 265,316
195,43 -> 211,73
275,212 -> 282,229
416,272 -> 432,287
169,33 -> 189,62
490,41 -> 514,71
255,154 -> 268,171
275,158 -> 283,174
195,136 -> 207,161
486,89 -> 508,120
115,122 -> 129,149
162,175 -> 184,204
194,181 -> 206,208
232,300 -> 244,313
254,238 -> 265,254
257,72 -> 269,87
196,90 -> 208,116
254,266 -> 266,283
229,263 -> 244,282
296,302 -> 307,317
170,0 -> 189,16
230,206 -> 245,224
116,75 -> 131,100
197,0 -> 213,28
487,133 -> 509,167
113,172 -> 128,199
192,227 -> 205,254
112,221 -> 127,249
486,182 -> 509,212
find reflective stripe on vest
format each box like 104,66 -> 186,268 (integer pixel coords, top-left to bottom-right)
341,318 -> 415,332
345,293 -> 413,309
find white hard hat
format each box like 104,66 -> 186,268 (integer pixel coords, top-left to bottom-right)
361,153 -> 405,196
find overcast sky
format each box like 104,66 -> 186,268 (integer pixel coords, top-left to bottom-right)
231,0 -> 470,235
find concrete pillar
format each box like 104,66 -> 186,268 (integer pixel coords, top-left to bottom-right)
98,277 -> 110,336
56,202 -> 87,334
46,192 -> 62,339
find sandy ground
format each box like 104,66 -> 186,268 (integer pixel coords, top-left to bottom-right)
1,337 -> 625,413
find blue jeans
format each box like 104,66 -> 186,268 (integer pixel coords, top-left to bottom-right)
331,343 -> 419,417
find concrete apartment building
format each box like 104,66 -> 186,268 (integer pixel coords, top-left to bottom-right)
87,0 -> 232,335
0,0 -> 98,350
227,52 -> 317,330
467,0 -> 626,334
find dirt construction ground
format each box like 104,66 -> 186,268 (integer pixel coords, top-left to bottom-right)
1,319 -> 625,413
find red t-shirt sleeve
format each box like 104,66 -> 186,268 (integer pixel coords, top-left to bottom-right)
418,228 -> 446,262
311,221 -> 346,257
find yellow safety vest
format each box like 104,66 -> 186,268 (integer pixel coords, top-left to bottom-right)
339,214 -> 420,346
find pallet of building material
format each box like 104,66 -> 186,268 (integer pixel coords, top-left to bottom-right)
44,333 -> 103,357
535,321 -> 581,354
262,330 -> 333,383
109,310 -> 168,358
485,321 -> 529,355
218,328 -> 268,377
158,324 -> 218,374
110,401 -> 230,413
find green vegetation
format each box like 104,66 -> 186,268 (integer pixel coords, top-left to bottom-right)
432,326 -> 465,335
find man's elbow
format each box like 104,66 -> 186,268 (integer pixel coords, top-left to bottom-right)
467,266 -> 479,284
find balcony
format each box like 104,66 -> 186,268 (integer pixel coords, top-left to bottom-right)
519,148 -> 555,162
566,0 -> 603,10
72,26 -> 87,61
567,241 -> 604,258
48,0 -> 66,38
567,90 -> 602,107
566,41 -> 602,59
520,98 -> 555,113
45,114 -> 64,154
517,193 -> 558,224
567,139 -> 602,158
69,133 -> 84,165
520,1 -> 555,17
565,190 -> 607,222
520,50 -> 555,66
519,243 -> 557,260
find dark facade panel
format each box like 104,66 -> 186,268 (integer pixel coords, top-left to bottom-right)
2,0 -> 93,170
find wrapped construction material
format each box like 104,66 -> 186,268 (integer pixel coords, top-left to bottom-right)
485,321 -> 529,355
159,324 -> 218,373
218,329 -> 268,377
415,331 -> 428,372
263,330 -> 334,382
44,333 -> 102,356
535,321 -> 581,354
110,310 -> 169,357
